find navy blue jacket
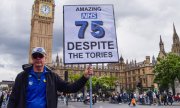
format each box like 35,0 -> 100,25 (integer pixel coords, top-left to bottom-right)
7,64 -> 88,108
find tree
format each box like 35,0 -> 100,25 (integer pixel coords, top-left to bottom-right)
68,71 -> 81,82
154,53 -> 180,95
96,76 -> 117,92
68,71 -> 118,94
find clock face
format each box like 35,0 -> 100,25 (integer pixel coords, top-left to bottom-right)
40,5 -> 51,15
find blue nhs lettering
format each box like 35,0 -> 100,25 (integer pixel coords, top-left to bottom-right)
81,13 -> 97,19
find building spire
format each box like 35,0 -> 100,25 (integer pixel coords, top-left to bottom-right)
160,35 -> 163,44
120,55 -> 124,63
126,59 -> 128,64
152,55 -> 156,65
60,57 -> 62,63
172,23 -> 180,55
173,23 -> 177,35
173,23 -> 179,43
56,53 -> 59,66
159,35 -> 165,52
158,35 -> 166,58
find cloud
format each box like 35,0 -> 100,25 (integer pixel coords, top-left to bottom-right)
0,54 -> 22,81
0,0 -> 180,81
0,64 -> 4,68
0,68 -> 17,81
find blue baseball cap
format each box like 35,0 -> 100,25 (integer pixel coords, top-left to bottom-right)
32,47 -> 46,55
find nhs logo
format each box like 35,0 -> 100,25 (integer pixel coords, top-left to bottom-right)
81,13 -> 97,19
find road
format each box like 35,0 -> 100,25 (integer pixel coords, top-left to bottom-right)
2,100 -> 179,108
58,101 -> 180,108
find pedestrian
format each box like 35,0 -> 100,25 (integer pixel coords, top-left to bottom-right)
0,91 -> 2,99
102,93 -> 105,102
7,47 -> 93,108
156,92 -> 161,106
131,98 -> 136,106
0,92 -> 4,108
139,93 -> 143,104
148,90 -> 153,105
128,92 -> 134,106
168,92 -> 173,105
117,93 -> 122,104
163,92 -> 168,106
94,93 -> 97,103
152,92 -> 157,105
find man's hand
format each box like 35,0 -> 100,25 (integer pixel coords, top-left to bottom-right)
83,65 -> 93,78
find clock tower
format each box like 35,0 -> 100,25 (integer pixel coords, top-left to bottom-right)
29,0 -> 55,64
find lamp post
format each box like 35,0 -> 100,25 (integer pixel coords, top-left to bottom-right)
174,77 -> 180,95
137,78 -> 143,94
115,81 -> 120,93
88,64 -> 93,108
64,70 -> 68,106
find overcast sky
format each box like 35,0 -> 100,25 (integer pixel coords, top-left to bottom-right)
0,0 -> 180,81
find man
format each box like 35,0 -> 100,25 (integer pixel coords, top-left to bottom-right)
0,91 -> 4,107
7,47 -> 93,108
128,92 -> 134,106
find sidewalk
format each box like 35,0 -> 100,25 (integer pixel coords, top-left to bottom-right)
58,101 -> 180,108
136,101 -> 180,107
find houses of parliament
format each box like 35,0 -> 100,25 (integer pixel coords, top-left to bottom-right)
28,0 -> 179,91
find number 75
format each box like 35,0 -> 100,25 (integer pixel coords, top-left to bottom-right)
75,21 -> 105,39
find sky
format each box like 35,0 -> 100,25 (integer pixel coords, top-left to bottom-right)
0,0 -> 180,81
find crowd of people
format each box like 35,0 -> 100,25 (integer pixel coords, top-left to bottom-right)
56,88 -> 180,106
0,87 -> 180,107
56,89 -> 179,107
109,90 -> 180,106
0,88 -> 179,107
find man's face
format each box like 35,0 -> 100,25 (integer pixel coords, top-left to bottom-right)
32,53 -> 46,70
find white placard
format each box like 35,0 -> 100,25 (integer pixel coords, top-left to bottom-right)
63,5 -> 119,64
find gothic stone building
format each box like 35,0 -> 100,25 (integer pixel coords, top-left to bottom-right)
29,0 -> 156,91
51,55 -> 156,91
158,24 -> 180,58
28,0 -> 178,91
51,24 -> 180,91
158,24 -> 180,94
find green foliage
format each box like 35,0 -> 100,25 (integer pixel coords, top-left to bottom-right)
86,75 -> 117,92
68,71 -> 82,82
154,53 -> 180,93
68,71 -> 118,92
98,76 -> 117,90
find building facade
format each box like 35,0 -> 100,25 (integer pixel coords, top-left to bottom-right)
171,24 -> 180,56
159,24 -> 180,58
53,24 -> 180,91
28,0 -> 156,92
30,1 -> 180,92
158,24 -> 180,94
158,35 -> 166,59
29,0 -> 55,64
51,55 -> 156,91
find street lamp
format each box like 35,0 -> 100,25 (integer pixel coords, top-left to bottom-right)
115,81 -> 120,93
174,77 -> 180,95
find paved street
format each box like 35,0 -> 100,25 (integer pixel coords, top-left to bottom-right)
2,100 -> 180,108
2,101 -> 180,108
58,101 -> 180,108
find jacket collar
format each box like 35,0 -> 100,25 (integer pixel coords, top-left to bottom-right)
22,64 -> 52,72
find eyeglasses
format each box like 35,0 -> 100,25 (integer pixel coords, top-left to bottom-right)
32,53 -> 44,59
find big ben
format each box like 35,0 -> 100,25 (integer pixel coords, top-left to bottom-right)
29,0 -> 55,64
